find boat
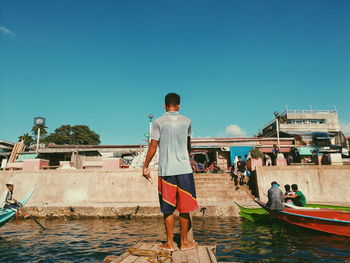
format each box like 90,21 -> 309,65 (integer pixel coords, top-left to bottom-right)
236,202 -> 350,222
254,199 -> 350,237
235,202 -> 270,223
0,190 -> 34,228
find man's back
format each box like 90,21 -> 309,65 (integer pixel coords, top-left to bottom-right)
151,111 -> 192,177
295,190 -> 306,206
267,187 -> 284,210
142,93 -> 199,251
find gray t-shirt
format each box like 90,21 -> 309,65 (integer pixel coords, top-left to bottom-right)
267,186 -> 284,210
151,111 -> 192,177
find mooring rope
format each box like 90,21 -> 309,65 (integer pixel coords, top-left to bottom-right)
128,247 -> 172,263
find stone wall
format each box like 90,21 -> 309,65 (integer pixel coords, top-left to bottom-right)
0,170 -> 250,217
256,165 -> 350,204
0,169 -> 159,206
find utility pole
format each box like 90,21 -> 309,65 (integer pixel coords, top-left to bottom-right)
36,128 -> 41,153
148,114 -> 153,143
274,111 -> 280,150
34,117 -> 46,154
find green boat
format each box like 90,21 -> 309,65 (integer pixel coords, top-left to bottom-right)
236,202 -> 350,222
0,190 -> 34,228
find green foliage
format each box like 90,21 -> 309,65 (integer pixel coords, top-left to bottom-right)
44,125 -> 100,145
32,125 -> 48,139
250,147 -> 264,159
18,133 -> 34,147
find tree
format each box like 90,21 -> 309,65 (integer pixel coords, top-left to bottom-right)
44,125 -> 100,145
250,147 -> 264,159
32,124 -> 48,140
18,133 -> 34,147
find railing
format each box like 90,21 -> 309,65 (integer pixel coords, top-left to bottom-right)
262,109 -> 337,129
285,109 -> 337,114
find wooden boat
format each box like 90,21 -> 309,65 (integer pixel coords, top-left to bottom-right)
235,202 -> 270,223
236,202 -> 350,222
255,199 -> 350,237
0,190 -> 34,228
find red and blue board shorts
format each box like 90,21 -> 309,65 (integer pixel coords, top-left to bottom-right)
158,173 -> 198,214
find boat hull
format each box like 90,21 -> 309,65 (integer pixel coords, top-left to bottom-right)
271,209 -> 350,237
236,202 -> 350,223
255,200 -> 350,237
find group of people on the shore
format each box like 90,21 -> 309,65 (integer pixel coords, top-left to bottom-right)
267,181 -> 306,210
230,155 -> 250,189
191,159 -> 222,173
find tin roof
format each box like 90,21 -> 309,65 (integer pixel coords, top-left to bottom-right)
16,153 -> 37,162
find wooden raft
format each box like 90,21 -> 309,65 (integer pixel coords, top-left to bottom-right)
103,241 -> 217,263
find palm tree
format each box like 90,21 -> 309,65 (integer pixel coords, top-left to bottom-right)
32,125 -> 48,138
19,133 -> 34,147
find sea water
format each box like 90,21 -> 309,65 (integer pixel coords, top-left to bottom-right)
0,217 -> 349,262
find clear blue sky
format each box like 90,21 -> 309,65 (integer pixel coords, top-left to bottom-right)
1,0 -> 350,144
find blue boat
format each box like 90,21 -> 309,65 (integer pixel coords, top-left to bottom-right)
0,190 -> 34,228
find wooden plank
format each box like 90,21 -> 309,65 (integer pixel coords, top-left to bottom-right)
112,243 -> 143,263
131,242 -> 172,263
172,250 -> 183,263
8,143 -> 18,163
108,242 -> 217,263
138,242 -> 151,250
206,246 -> 217,263
184,248 -> 200,263
133,257 -> 149,263
197,246 -> 211,263
120,255 -> 139,263
180,251 -> 187,263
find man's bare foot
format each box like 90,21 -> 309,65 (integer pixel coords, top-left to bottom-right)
180,240 -> 198,251
158,243 -> 176,252
24,214 -> 31,219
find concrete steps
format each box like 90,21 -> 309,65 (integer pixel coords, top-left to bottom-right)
193,173 -> 251,205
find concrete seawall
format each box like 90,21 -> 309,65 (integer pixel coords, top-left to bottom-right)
0,169 -> 159,205
0,169 -> 249,218
2,166 -> 349,218
256,165 -> 350,205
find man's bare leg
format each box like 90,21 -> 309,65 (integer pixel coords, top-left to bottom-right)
159,213 -> 175,250
15,211 -> 21,224
179,213 -> 197,250
19,208 -> 30,218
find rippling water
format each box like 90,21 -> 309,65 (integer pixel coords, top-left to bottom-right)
0,217 -> 349,262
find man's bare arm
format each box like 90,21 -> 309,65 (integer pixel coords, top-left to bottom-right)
143,139 -> 158,179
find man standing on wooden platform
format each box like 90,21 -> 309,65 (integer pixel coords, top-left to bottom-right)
143,92 -> 198,252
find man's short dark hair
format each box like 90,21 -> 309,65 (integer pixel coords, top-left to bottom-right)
291,184 -> 298,190
165,93 -> 180,107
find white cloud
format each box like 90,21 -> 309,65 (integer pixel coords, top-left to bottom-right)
225,124 -> 247,137
341,122 -> 350,136
0,26 -> 16,36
